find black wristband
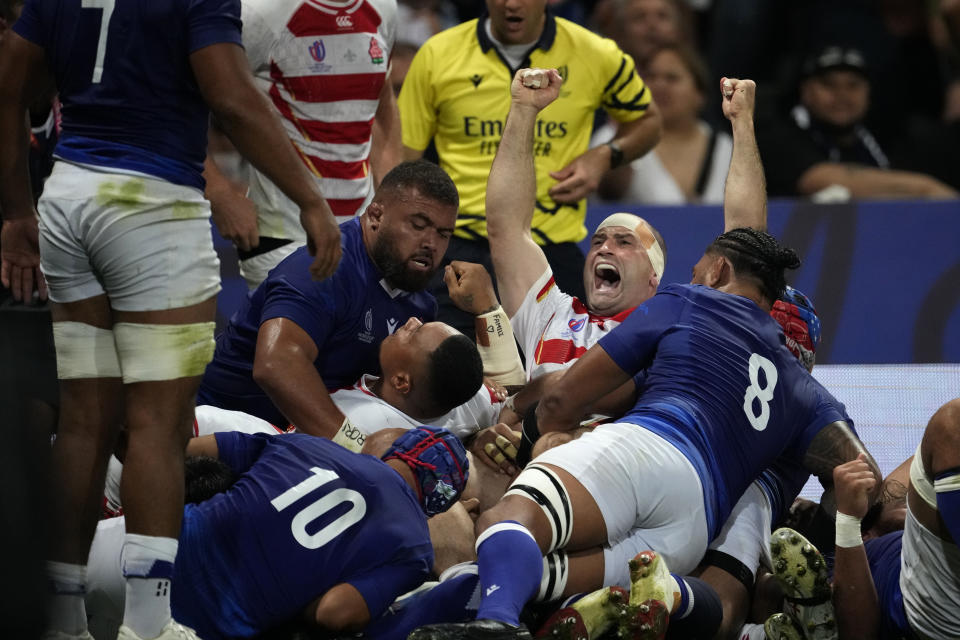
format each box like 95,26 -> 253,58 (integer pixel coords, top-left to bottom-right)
606,140 -> 624,169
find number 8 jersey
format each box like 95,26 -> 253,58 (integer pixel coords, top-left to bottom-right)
598,284 -> 847,539
173,432 -> 433,640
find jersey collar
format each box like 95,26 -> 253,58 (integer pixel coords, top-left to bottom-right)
476,9 -> 558,60
570,297 -> 636,328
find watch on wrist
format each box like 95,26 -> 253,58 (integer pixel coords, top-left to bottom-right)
606,140 -> 625,169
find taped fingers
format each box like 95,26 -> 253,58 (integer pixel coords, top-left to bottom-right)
496,434 -> 519,460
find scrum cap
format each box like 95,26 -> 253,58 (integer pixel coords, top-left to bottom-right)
382,425 -> 469,516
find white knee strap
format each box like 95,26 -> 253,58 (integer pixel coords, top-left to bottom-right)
113,322 -> 215,383
52,321 -> 121,379
504,463 -> 573,551
537,550 -> 569,602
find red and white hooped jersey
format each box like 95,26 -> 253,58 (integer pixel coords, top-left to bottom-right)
331,374 -> 503,440
511,268 -> 635,380
241,0 -> 397,239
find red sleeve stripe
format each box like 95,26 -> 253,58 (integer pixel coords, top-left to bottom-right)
536,276 -> 556,303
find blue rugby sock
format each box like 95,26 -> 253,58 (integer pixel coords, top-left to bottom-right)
665,575 -> 722,639
475,521 -> 543,626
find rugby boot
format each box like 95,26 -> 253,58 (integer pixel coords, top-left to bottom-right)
615,551 -> 674,640
408,619 -> 534,640
535,586 -> 629,640
764,613 -> 804,640
769,527 -> 837,640
117,620 -> 202,640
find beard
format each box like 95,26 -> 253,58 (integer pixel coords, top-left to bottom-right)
370,229 -> 436,292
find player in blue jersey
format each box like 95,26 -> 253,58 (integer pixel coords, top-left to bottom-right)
762,398 -> 960,640
409,225 -> 879,640
84,426 -> 469,640
198,160 -> 461,440
0,1 -> 344,638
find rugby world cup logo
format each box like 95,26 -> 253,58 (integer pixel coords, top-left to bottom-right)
309,40 -> 326,62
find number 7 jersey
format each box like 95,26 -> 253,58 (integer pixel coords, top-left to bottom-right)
13,0 -> 243,190
598,284 -> 848,539
172,432 -> 433,640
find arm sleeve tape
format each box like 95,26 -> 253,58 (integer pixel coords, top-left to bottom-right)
474,306 -> 526,386
934,469 -> 960,543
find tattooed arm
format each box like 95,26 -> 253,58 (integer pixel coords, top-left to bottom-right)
803,421 -> 883,516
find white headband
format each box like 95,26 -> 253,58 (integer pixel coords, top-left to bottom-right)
595,213 -> 665,278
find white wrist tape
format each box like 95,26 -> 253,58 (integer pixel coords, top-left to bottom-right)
835,512 -> 863,548
332,416 -> 365,453
475,306 -> 526,386
53,321 -> 122,379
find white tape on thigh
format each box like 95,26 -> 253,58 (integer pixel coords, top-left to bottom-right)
474,305 -> 526,386
52,321 -> 121,379
113,322 -> 215,383
504,463 -> 573,551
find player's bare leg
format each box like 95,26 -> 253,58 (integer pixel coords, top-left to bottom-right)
46,295 -> 123,640
408,464 -> 609,639
114,297 -> 216,640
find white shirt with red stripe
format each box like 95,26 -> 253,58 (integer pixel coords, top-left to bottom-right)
331,374 -> 503,440
241,0 -> 397,240
511,268 -> 634,380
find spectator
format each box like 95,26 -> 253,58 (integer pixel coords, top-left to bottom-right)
607,0 -> 687,74
595,43 -> 732,204
758,44 -> 958,200
398,0 -> 661,335
391,41 -> 421,96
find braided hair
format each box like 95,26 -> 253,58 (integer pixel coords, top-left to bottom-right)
705,228 -> 801,303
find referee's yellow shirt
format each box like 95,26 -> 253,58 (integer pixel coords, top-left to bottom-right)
398,12 -> 652,245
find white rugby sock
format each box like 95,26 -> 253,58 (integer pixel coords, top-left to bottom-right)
46,561 -> 88,635
121,534 -> 178,639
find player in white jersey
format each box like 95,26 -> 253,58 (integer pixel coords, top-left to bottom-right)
206,0 -> 403,287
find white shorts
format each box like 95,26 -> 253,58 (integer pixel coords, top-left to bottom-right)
85,516 -> 127,640
706,482 -> 773,577
534,422 -> 710,584
238,241 -> 301,289
900,508 -> 960,639
38,162 -> 221,311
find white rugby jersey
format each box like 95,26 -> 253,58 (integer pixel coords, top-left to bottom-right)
511,269 -> 635,380
241,0 -> 397,239
331,374 -> 503,440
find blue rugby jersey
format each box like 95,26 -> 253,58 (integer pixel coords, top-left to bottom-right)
198,218 -> 437,425
173,432 -> 433,639
599,284 -> 847,537
863,532 -> 911,640
14,0 -> 241,190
